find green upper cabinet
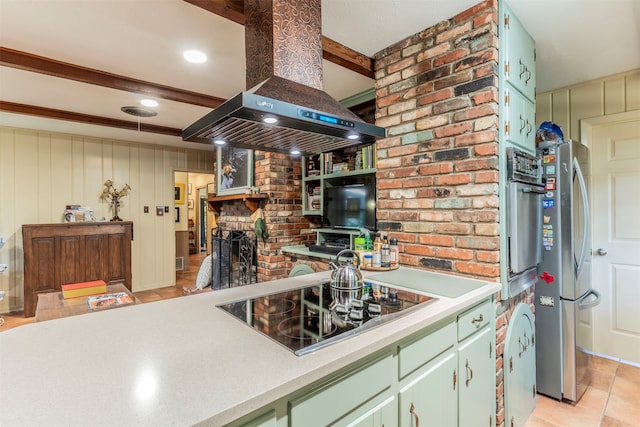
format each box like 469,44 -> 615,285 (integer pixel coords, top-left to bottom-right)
502,8 -> 536,100
499,1 -> 537,155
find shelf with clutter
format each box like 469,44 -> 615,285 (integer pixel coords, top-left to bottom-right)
302,144 -> 376,216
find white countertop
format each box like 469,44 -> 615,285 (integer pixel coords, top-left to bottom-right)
0,268 -> 500,426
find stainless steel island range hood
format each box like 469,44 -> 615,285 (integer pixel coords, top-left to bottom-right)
182,0 -> 385,156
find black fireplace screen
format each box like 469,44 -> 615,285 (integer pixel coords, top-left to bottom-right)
211,229 -> 257,289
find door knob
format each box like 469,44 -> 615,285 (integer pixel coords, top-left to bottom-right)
596,248 -> 608,256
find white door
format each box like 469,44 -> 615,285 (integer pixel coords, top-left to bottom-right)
586,111 -> 640,364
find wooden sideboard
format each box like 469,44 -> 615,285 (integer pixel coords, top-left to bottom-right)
22,222 -> 133,317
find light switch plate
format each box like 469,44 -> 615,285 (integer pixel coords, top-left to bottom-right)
144,206 -> 149,213
156,206 -> 163,216
164,206 -> 170,213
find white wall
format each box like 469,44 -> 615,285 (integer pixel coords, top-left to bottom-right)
0,126 -> 214,313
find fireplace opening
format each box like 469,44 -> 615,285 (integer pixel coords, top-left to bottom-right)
211,228 -> 257,289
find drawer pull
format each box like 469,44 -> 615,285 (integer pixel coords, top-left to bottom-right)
471,314 -> 484,325
409,402 -> 420,427
465,359 -> 474,387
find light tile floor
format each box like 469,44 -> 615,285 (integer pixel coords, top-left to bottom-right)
524,356 -> 640,427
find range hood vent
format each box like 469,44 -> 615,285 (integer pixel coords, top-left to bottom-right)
182,0 -> 385,155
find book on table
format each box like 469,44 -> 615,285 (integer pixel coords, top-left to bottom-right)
61,280 -> 107,299
87,292 -> 134,311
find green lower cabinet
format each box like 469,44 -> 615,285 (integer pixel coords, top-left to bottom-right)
458,327 -> 494,427
236,297 -> 496,427
398,350 -> 458,427
339,395 -> 397,427
238,410 -> 278,427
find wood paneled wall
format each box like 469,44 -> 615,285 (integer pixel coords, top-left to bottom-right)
0,126 -> 214,312
536,69 -> 640,140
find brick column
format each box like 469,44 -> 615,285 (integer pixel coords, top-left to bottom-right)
373,2 -> 533,426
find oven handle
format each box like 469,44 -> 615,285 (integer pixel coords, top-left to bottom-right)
520,186 -> 546,194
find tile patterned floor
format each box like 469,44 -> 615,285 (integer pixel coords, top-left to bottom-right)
2,255 -> 639,427
524,356 -> 640,427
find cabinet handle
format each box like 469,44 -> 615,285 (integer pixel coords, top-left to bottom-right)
519,115 -> 526,133
410,402 -> 420,427
526,121 -> 533,137
471,314 -> 484,325
519,59 -> 526,78
453,368 -> 457,390
525,69 -> 532,85
465,359 -> 474,387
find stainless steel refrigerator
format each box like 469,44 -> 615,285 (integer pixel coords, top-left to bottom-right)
535,140 -> 601,402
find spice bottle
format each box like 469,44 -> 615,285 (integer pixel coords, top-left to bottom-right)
389,237 -> 399,268
372,232 -> 382,268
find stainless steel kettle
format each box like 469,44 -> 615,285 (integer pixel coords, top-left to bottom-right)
329,249 -> 363,310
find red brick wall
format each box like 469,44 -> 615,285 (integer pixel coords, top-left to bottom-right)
374,0 -> 500,281
373,2 -> 532,426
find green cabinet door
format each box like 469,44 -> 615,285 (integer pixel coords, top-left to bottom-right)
504,304 -> 536,427
458,327 -> 494,427
398,350 -> 458,427
503,86 -> 536,154
341,395 -> 397,427
502,3 -> 536,101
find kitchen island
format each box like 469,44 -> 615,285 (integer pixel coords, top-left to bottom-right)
0,268 -> 500,426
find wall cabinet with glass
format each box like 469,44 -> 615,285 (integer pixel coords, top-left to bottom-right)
302,145 -> 376,216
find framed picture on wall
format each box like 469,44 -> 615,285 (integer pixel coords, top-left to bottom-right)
217,146 -> 253,196
174,183 -> 185,205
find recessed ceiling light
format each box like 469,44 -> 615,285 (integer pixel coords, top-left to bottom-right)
347,134 -> 360,140
213,139 -> 226,146
263,117 -> 278,124
183,50 -> 207,64
290,149 -> 301,156
140,99 -> 158,108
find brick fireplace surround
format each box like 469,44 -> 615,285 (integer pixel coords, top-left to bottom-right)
216,1 -> 533,426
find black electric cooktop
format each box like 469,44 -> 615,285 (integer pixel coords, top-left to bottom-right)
217,281 -> 436,356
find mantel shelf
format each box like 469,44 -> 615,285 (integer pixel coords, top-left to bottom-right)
206,193 -> 269,213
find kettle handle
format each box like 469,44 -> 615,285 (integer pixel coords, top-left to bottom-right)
334,249 -> 361,267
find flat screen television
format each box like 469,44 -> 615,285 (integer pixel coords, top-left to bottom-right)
324,183 -> 376,230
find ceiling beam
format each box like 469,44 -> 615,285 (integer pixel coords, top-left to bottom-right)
0,101 -> 182,136
183,0 -> 375,79
0,47 -> 226,108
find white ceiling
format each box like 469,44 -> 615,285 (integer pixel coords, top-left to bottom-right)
1,0 -> 638,149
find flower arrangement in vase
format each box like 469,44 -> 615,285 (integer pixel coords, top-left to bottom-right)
100,180 -> 131,221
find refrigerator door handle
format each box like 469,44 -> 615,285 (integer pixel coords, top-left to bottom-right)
573,158 -> 590,275
578,288 -> 601,310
